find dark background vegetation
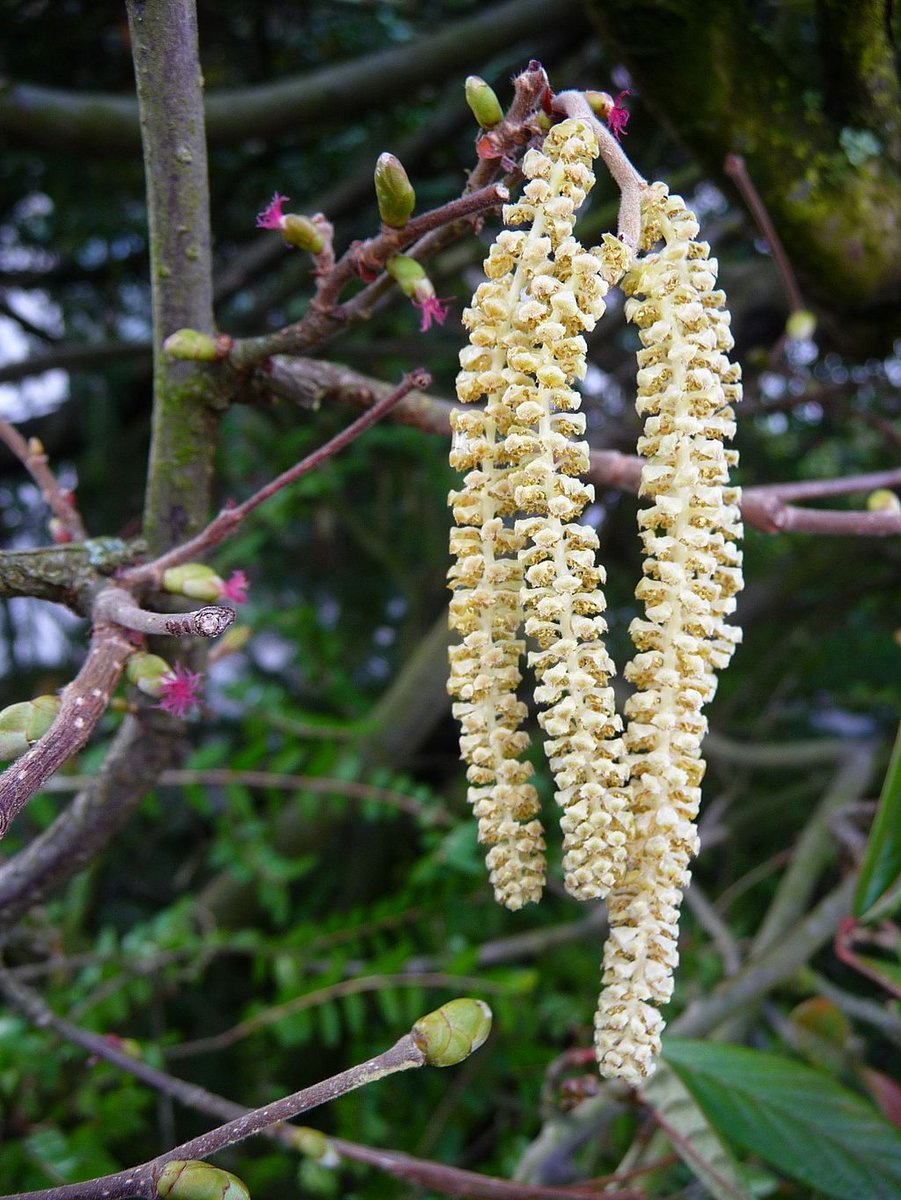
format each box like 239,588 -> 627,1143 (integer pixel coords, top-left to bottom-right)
0,2 -> 898,1196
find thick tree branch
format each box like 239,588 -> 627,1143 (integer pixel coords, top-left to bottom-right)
0,540 -> 140,607
815,0 -> 901,157
0,0 -> 584,155
0,340 -> 152,386
126,0 -> 220,555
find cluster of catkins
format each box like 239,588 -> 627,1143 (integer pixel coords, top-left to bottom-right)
447,117 -> 743,1085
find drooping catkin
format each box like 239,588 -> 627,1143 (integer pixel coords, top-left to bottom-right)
594,183 -> 744,1085
449,118 -> 632,908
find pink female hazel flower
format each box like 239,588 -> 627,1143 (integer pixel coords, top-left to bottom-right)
256,192 -> 289,230
412,293 -> 451,332
607,90 -> 632,141
219,569 -> 249,604
156,663 -> 203,719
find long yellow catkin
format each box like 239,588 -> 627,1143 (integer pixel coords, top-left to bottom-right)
448,118 -> 631,909
594,182 -> 743,1085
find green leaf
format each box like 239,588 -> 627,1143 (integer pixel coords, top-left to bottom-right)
855,720 -> 901,919
663,1039 -> 901,1200
641,1059 -> 755,1200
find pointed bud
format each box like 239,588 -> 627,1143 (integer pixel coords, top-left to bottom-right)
411,998 -> 492,1067
465,76 -> 503,129
126,652 -> 174,699
281,214 -> 326,254
27,437 -> 45,456
785,309 -> 817,341
386,254 -> 427,298
162,563 -> 224,602
374,153 -> 416,228
0,695 -> 60,759
867,489 -> 901,513
157,1161 -> 250,1200
163,329 -> 222,362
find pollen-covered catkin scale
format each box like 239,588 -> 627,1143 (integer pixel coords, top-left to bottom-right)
593,182 -> 743,1086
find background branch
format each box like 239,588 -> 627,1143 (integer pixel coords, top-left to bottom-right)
0,0 -> 584,154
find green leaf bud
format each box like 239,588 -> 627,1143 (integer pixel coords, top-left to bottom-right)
411,997 -> 492,1067
163,329 -> 220,362
785,309 -> 817,341
0,695 -> 60,759
126,652 -> 173,699
867,489 -> 901,513
585,89 -> 614,119
162,563 -> 224,602
374,153 -> 415,228
386,254 -> 427,298
157,1161 -> 250,1200
281,215 -> 326,254
465,76 -> 503,129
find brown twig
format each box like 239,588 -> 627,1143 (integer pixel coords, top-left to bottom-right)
226,62 -> 550,367
0,419 -> 87,541
12,1032 -> 428,1200
0,966 -> 638,1200
724,152 -> 806,314
0,621 -> 135,839
267,357 -> 901,537
122,368 -> 430,589
93,587 -> 235,639
228,187 -> 508,367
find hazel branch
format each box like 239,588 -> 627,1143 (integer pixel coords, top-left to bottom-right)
0,419 -> 87,541
227,62 -> 549,367
122,369 -> 430,589
94,587 -> 235,639
0,971 -> 634,1200
228,186 -> 508,367
8,999 -> 494,1200
0,621 -> 135,839
267,358 -> 901,538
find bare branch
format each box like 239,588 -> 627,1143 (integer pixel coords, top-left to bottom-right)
11,1032 -> 427,1200
0,0 -> 584,154
267,357 -> 901,537
0,968 -> 637,1200
122,369 -> 430,588
0,621 -> 135,839
228,187 -> 508,367
0,340 -> 151,386
94,587 -> 235,639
